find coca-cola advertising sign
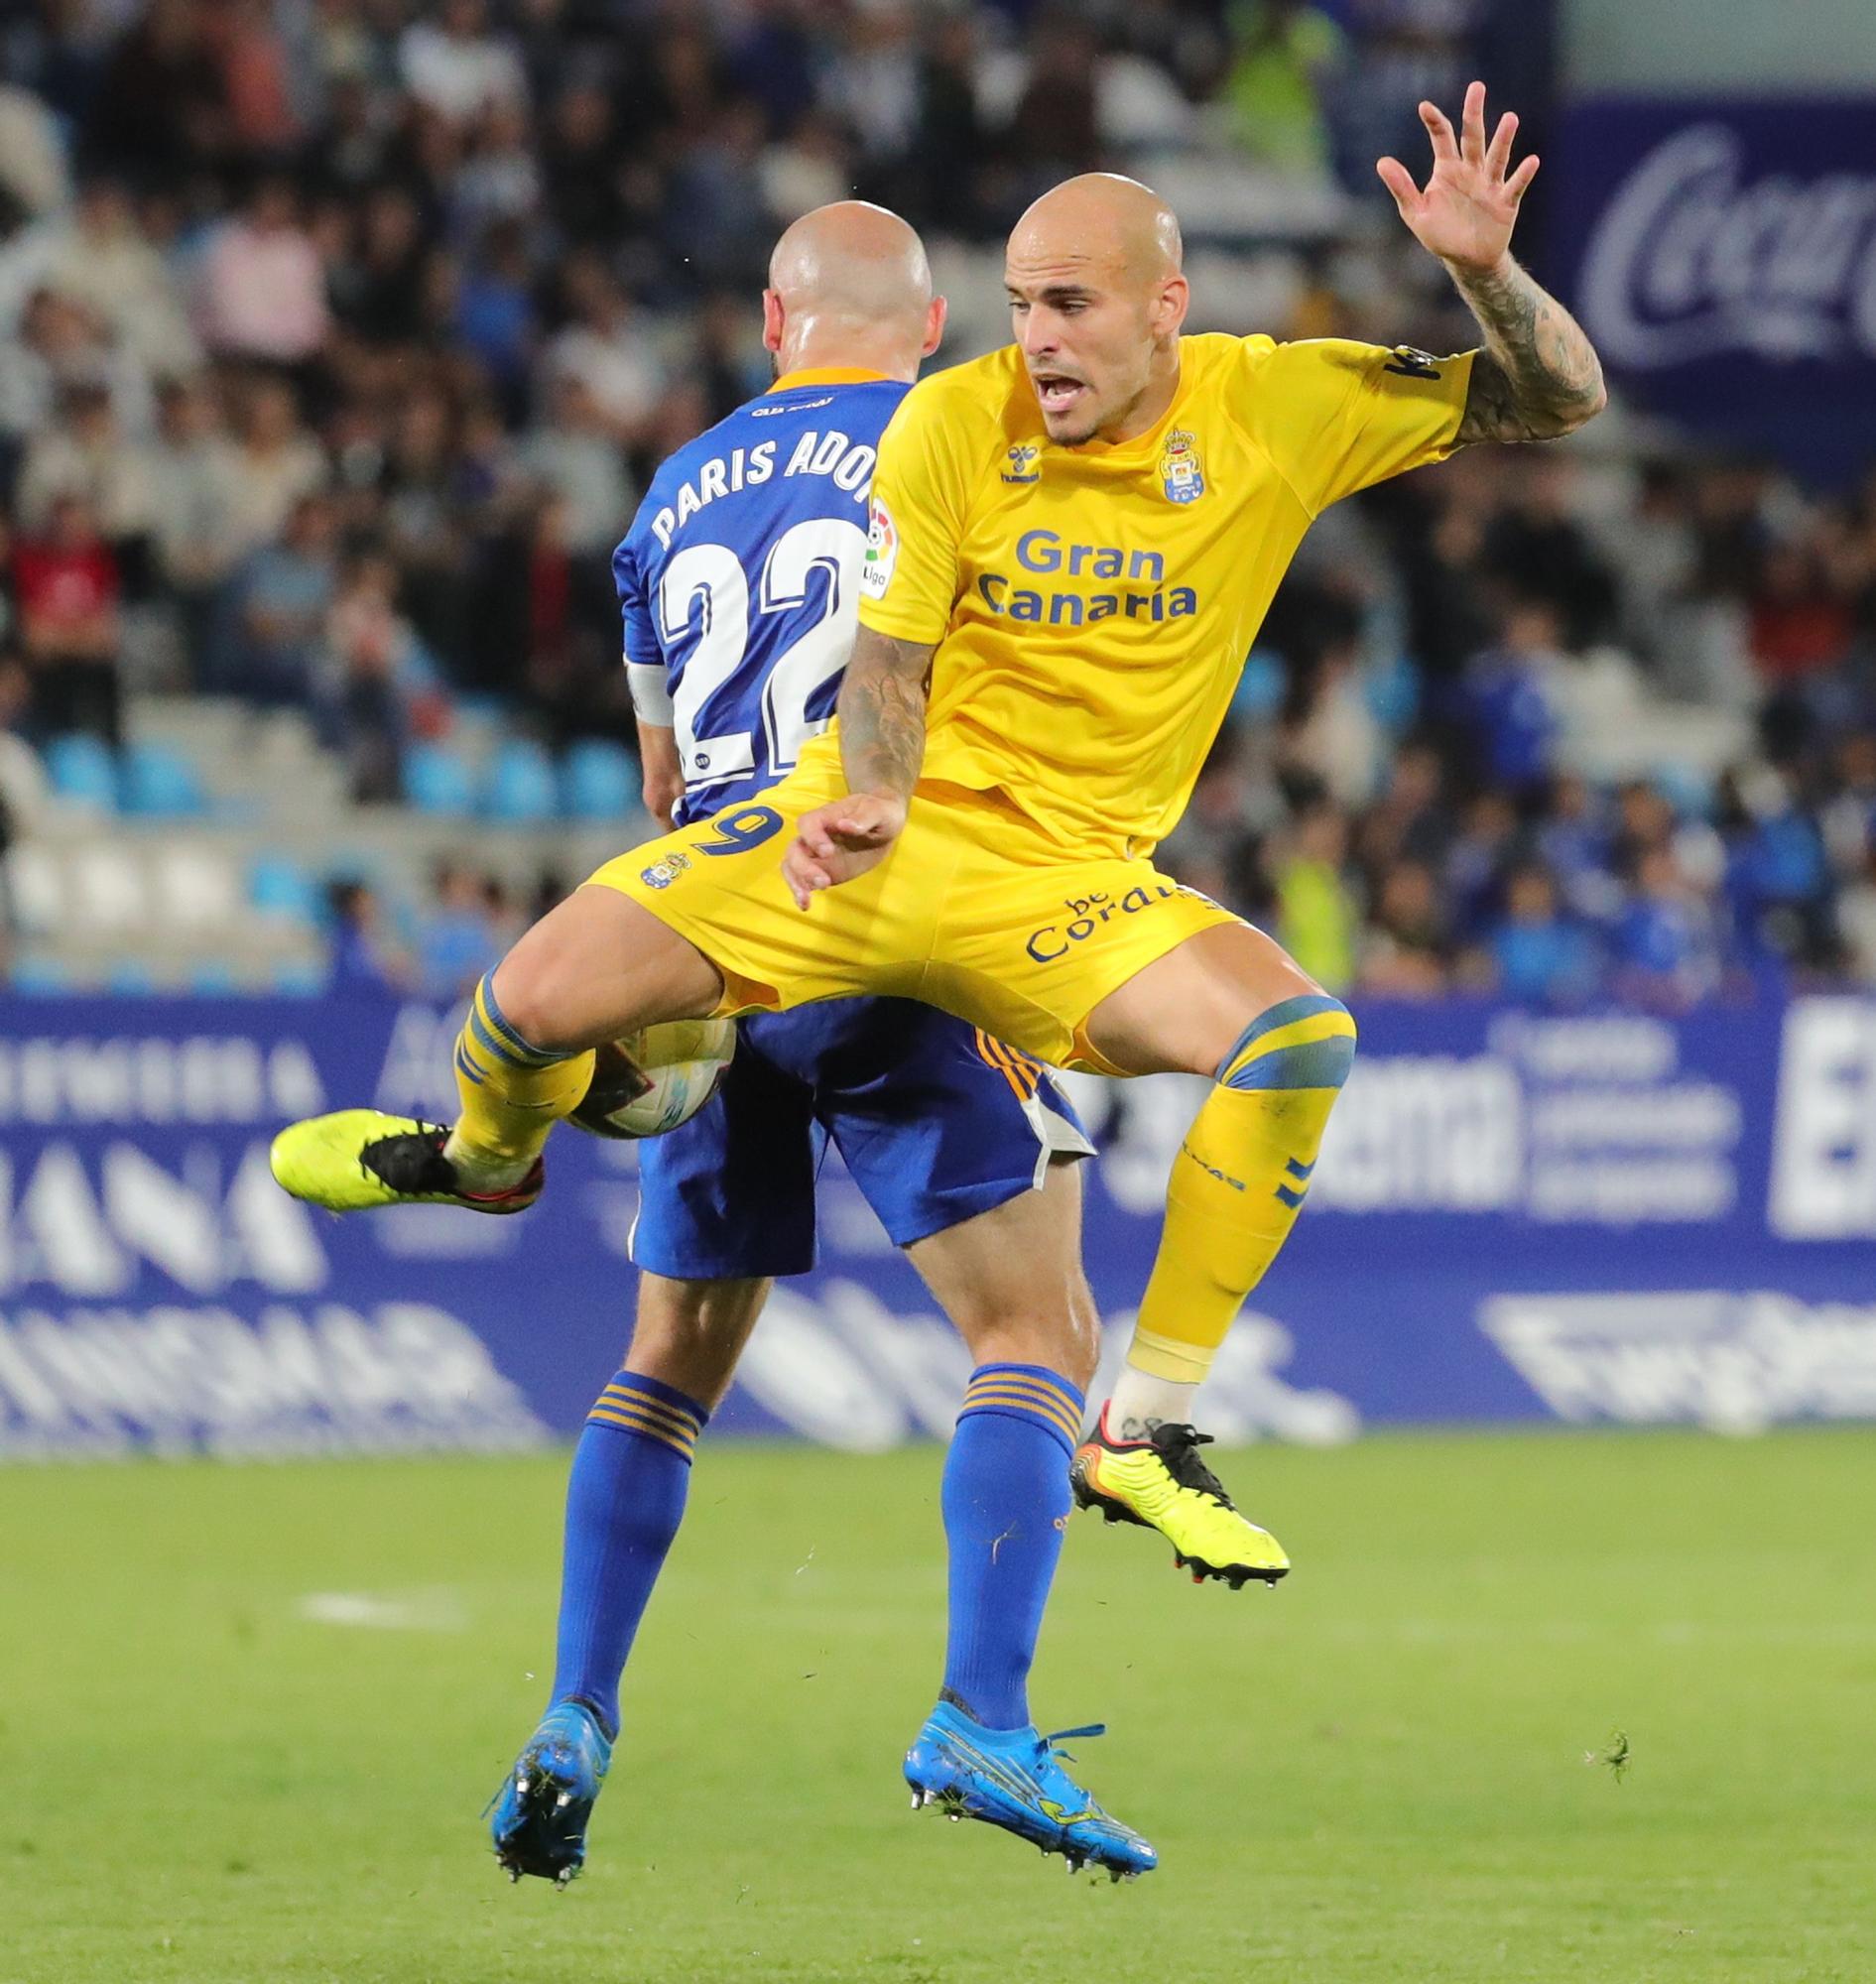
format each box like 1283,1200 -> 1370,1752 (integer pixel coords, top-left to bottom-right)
1555,98 -> 1876,481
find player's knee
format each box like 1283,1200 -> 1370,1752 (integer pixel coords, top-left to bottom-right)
486,949 -> 585,1058
1216,992 -> 1356,1092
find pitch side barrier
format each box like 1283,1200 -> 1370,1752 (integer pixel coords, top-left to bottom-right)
1,994 -> 1872,1457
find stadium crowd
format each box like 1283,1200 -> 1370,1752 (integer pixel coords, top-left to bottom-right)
1,0 -> 1875,1007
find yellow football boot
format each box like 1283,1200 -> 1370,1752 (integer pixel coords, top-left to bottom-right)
1070,1416 -> 1290,1588
269,1111 -> 544,1214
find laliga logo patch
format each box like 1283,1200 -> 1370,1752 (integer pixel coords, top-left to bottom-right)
1001,442 -> 1041,484
1160,428 -> 1204,504
860,497 -> 898,599
640,850 -> 691,891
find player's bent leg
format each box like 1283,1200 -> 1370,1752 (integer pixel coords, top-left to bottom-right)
271,887 -> 724,1213
1073,923 -> 1358,1587
492,1272 -> 764,1885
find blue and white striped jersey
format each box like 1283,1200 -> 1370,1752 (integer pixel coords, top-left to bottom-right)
614,371 -> 909,826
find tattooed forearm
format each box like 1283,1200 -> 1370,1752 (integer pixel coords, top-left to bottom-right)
1451,256 -> 1606,445
837,629 -> 934,801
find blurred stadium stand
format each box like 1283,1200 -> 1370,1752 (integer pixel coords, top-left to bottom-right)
0,0 -> 1872,1008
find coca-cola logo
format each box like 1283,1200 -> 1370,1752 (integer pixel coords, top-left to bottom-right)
1579,123 -> 1876,369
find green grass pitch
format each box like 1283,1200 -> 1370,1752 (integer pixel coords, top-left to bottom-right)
5,1427 -> 1873,1983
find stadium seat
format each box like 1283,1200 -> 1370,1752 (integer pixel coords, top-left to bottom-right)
44,734 -> 119,812
187,961 -> 239,995
249,854 -> 321,924
120,740 -> 208,818
561,738 -> 637,820
106,960 -> 157,995
70,846 -> 146,932
3,846 -> 63,934
8,956 -> 74,996
272,960 -> 326,997
155,847 -> 241,930
1232,649 -> 1286,722
485,737 -> 559,822
1364,653 -> 1422,734
403,742 -> 476,814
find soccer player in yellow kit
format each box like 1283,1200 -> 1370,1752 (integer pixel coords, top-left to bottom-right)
277,86 -> 1602,1584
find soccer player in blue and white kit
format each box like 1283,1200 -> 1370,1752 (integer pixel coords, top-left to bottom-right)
488,204 -> 1155,1886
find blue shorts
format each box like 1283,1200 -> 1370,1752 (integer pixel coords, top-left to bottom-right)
631,997 -> 1092,1280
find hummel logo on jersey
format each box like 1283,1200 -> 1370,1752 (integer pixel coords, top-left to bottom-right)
1383,346 -> 1441,379
1002,442 -> 1041,484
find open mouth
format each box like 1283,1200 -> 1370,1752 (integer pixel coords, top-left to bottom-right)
1032,372 -> 1086,418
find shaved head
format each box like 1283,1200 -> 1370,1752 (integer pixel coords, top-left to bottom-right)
1009,174 -> 1184,288
764,201 -> 939,380
1004,176 -> 1188,445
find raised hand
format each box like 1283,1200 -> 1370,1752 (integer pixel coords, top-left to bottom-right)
1377,80 -> 1538,275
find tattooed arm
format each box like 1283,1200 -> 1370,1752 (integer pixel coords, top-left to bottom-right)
1451,257 -> 1605,444
781,629 -> 936,909
837,629 -> 935,803
1377,81 -> 1606,447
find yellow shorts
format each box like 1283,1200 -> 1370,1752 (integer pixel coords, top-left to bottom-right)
586,743 -> 1242,1072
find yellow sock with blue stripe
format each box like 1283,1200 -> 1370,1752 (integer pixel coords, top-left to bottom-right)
445,974 -> 593,1184
1124,994 -> 1357,1399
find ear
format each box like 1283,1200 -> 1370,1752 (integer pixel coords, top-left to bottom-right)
1152,274 -> 1189,342
922,294 -> 948,358
761,288 -> 785,354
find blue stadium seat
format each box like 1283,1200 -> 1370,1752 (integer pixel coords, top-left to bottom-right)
44,734 -> 119,812
272,960 -> 326,997
1364,653 -> 1422,734
105,960 -> 157,995
485,737 -> 559,822
188,961 -> 239,995
561,738 -> 637,820
403,742 -> 476,814
119,740 -> 207,818
248,854 -> 320,924
8,957 -> 75,996
1232,649 -> 1285,723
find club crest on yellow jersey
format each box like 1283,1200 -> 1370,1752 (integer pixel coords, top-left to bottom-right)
640,850 -> 691,891
1160,428 -> 1204,504
1001,442 -> 1041,484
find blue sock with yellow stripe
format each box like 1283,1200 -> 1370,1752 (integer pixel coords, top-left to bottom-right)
1128,993 -> 1357,1387
447,973 -> 593,1181
939,1364 -> 1084,1730
549,1371 -> 707,1740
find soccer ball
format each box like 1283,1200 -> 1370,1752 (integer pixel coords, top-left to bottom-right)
567,1018 -> 736,1140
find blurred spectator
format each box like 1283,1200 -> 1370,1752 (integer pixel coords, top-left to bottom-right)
225,374 -> 327,551
1611,844 -> 1721,1010
324,877 -> 410,996
195,177 -> 329,367
1220,1 -> 1345,179
398,0 -> 527,129
544,256 -> 662,447
146,376 -> 247,652
15,379 -> 158,546
1275,798 -> 1358,991
321,551 -> 439,801
417,858 -> 499,1001
35,178 -> 199,379
12,493 -> 123,742
218,492 -> 337,707
519,375 -> 633,557
1489,863 -> 1599,1007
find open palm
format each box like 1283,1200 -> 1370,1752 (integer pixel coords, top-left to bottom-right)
1377,80 -> 1539,273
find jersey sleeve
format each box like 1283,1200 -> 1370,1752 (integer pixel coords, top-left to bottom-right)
613,532 -> 673,723
1243,337 -> 1475,517
856,378 -> 975,647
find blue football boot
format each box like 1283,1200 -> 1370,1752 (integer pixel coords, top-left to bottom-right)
488,1700 -> 613,1886
904,1701 -> 1158,1881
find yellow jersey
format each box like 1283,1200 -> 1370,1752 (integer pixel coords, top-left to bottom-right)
856,333 -> 1474,855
